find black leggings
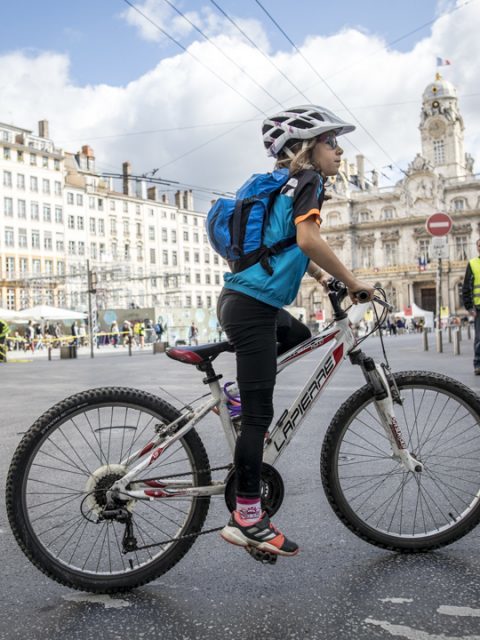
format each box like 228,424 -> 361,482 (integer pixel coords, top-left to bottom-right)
217,289 -> 311,498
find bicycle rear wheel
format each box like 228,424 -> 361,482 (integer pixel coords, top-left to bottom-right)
321,371 -> 480,552
6,387 -> 211,592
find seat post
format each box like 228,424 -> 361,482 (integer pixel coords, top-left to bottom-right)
196,360 -> 222,385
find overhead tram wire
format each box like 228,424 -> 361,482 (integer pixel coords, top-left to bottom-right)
162,0 -> 284,109
209,0 -> 310,104
254,0 -> 407,175
121,0 -> 270,116
209,0 -> 395,183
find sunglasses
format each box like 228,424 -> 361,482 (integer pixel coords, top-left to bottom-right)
319,133 -> 339,150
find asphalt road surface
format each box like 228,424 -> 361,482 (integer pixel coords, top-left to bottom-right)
1,332 -> 480,640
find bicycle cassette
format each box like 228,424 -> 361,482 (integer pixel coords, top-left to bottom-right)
224,462 -> 284,517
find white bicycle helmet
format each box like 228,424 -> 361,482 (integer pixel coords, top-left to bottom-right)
262,105 -> 355,158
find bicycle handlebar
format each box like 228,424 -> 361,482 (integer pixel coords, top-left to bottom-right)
326,278 -> 394,312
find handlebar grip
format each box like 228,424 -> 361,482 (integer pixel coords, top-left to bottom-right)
355,290 -> 370,303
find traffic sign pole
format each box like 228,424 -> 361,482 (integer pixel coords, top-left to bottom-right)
426,213 -> 453,345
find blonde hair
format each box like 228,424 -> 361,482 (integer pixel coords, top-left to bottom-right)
275,137 -> 319,175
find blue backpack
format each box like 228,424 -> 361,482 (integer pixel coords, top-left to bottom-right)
206,168 -> 296,275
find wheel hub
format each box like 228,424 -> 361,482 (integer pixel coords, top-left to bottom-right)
84,464 -> 135,515
224,463 -> 284,517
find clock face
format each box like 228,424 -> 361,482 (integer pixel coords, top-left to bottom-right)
428,118 -> 446,138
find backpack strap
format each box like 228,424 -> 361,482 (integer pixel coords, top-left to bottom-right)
229,236 -> 296,276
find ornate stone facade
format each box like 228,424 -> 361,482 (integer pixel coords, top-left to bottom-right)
297,74 -> 479,324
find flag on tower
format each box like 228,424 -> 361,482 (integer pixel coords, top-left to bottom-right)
436,57 -> 451,66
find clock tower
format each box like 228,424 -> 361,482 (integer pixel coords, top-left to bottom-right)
420,73 -> 469,180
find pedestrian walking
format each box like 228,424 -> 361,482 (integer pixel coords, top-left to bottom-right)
462,237 -> 480,374
188,322 -> 199,346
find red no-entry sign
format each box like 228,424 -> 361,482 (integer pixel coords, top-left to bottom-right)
426,212 -> 453,236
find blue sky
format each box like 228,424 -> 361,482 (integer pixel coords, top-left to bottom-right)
0,0 -> 477,201
1,1 -> 442,86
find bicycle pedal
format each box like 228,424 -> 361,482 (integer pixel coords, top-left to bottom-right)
246,546 -> 277,565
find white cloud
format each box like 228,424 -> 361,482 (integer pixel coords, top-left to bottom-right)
0,1 -> 479,207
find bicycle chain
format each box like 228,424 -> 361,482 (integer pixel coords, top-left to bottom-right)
125,464 -> 232,551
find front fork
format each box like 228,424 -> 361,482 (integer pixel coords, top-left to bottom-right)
350,350 -> 424,473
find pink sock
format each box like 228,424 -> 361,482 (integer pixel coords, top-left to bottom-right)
235,497 -> 262,524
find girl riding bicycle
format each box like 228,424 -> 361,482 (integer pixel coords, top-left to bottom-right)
218,105 -> 375,557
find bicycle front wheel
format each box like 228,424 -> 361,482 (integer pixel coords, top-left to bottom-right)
6,387 -> 211,593
321,371 -> 480,552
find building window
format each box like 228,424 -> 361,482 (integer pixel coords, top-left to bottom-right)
384,242 -> 398,266
68,241 -> 76,255
45,260 -> 53,275
18,199 -> 26,218
42,156 -> 48,168
68,215 -> 75,229
162,250 -> 168,265
171,230 -> 177,242
110,200 -> 116,211
186,295 -> 192,307
90,217 -> 96,233
6,288 -> 15,310
124,244 -> 130,260
42,178 -> 50,194
98,219 -> 105,235
150,248 -> 156,264
148,226 -> 155,240
32,259 -> 41,274
19,258 -> 28,275
30,153 -> 37,166
455,235 -> 468,261
110,218 -> 117,234
18,228 -> 27,248
54,158 -> 60,171
55,206 -> 63,223
77,216 -> 84,230
31,230 -> 40,249
194,252 -> 200,263
360,245 -> 374,268
161,228 -> 167,241
136,222 -> 142,238
195,273 -> 201,284
184,250 -> 190,262
17,173 -> 25,189
433,139 -> 445,164
56,239 -> 64,252
383,207 -> 395,220
89,196 -> 95,209
98,198 -> 104,211
193,232 -> 199,243
123,201 -> 128,213
418,239 -> 430,264
78,241 -> 85,256
67,192 -> 74,205
123,220 -> 129,235
453,198 -> 465,211
54,181 -> 62,196
43,205 -> 51,223
90,243 -> 97,259
4,197 -> 13,217
196,295 -> 203,307
31,202 -> 39,220
30,176 -> 38,192
44,233 -> 52,250
4,227 -> 14,246
172,251 -> 177,266
5,257 -> 15,275
3,170 -> 12,187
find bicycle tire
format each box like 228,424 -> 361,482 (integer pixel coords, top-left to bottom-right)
6,387 -> 211,593
321,371 -> 480,552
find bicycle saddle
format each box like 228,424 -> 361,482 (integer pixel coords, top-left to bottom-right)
166,340 -> 235,365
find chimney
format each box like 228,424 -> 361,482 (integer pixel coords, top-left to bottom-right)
174,190 -> 182,208
81,145 -> 95,172
136,179 -> 147,200
38,120 -> 49,139
356,154 -> 365,190
161,193 -> 168,204
186,189 -> 194,210
122,161 -> 131,196
147,187 -> 156,201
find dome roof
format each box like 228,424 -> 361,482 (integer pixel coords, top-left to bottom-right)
423,74 -> 457,101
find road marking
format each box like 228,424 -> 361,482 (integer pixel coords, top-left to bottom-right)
62,593 -> 131,608
365,618 -> 480,639
438,607 -> 480,618
380,598 -> 414,604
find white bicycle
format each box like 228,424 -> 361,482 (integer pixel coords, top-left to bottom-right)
6,281 -> 480,592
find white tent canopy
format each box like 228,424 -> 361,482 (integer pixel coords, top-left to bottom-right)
16,305 -> 87,321
397,303 -> 434,329
0,307 -> 28,323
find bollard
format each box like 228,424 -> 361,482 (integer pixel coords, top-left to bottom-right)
436,329 -> 443,353
468,323 -> 472,340
423,328 -> 429,351
448,325 -> 452,343
458,326 -> 462,342
453,330 -> 461,355
48,345 -> 52,361
128,335 -> 133,357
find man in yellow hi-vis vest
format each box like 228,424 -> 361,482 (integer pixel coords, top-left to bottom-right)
462,238 -> 480,374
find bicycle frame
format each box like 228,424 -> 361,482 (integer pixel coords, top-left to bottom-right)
110,304 -> 423,506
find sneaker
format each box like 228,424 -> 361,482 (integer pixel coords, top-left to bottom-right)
221,511 -> 299,557
475,369 -> 480,376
